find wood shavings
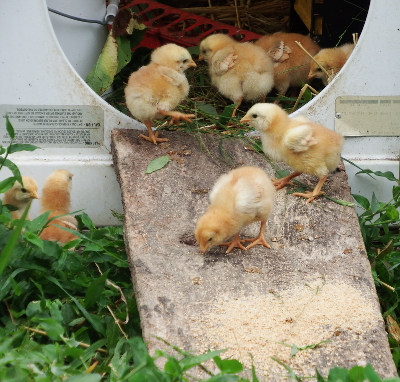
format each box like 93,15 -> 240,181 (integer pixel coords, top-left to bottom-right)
192,277 -> 203,285
244,266 -> 263,274
188,279 -> 382,378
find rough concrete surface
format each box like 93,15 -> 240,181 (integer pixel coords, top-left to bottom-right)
112,128 -> 397,380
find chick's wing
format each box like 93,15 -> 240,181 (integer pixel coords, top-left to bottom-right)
211,45 -> 237,75
158,66 -> 186,87
270,40 -> 292,63
284,124 -> 318,152
233,177 -> 265,216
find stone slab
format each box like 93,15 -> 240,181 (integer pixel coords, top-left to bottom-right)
111,128 -> 397,379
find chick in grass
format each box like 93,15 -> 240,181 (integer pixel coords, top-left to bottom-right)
308,43 -> 355,86
240,104 -> 344,203
195,166 -> 276,254
2,176 -> 39,219
254,32 -> 320,98
199,33 -> 274,117
39,169 -> 79,244
125,43 -> 196,144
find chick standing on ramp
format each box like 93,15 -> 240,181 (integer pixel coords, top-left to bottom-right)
240,103 -> 344,203
125,43 -> 196,144
195,166 -> 276,254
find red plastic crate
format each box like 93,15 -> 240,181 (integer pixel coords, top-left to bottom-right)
123,0 -> 262,49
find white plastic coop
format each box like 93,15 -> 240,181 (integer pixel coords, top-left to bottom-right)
0,0 -> 399,226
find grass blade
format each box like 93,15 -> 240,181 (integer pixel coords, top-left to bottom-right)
341,157 -> 375,180
0,200 -> 31,275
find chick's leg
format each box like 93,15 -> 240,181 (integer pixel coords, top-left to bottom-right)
244,221 -> 271,250
232,98 -> 243,117
158,110 -> 195,125
218,233 -> 246,253
293,175 -> 328,204
272,171 -> 302,190
140,120 -> 169,145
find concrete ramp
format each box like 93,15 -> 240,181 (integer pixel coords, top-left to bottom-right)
111,128 -> 396,379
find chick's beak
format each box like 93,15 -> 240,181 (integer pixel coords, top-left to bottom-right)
240,116 -> 250,123
198,54 -> 205,61
31,191 -> 39,199
307,73 -> 315,79
188,60 -> 197,68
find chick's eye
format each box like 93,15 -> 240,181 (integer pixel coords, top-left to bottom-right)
252,114 -> 257,118
182,59 -> 188,63
21,188 -> 27,193
316,68 -> 322,72
207,238 -> 213,242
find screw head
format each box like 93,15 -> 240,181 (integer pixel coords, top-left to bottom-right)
335,113 -> 342,119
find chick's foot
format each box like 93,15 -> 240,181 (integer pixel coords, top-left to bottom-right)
140,131 -> 169,145
292,190 -> 325,204
272,178 -> 294,189
293,175 -> 328,203
244,221 -> 271,250
272,171 -> 302,190
218,233 -> 246,253
158,110 -> 195,125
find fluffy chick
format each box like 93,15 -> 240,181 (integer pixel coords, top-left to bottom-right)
195,166 -> 275,254
40,169 -> 78,243
2,176 -> 39,219
255,32 -> 320,97
240,104 -> 343,203
125,43 -> 196,144
199,34 -> 274,117
308,43 -> 355,86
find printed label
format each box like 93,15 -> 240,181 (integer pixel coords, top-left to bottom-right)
335,96 -> 400,136
0,105 -> 104,147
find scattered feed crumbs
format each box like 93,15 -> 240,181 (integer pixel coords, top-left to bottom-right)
189,279 -> 382,379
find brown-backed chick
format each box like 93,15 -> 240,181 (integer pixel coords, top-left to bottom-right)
308,43 -> 355,86
2,176 -> 39,219
254,32 -> 320,97
240,104 -> 343,203
40,169 -> 78,243
195,166 -> 276,254
125,43 -> 196,144
199,33 -> 274,117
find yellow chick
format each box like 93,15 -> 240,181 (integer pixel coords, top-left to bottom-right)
125,43 -> 197,144
2,176 -> 39,219
39,170 -> 78,243
308,43 -> 355,86
255,32 -> 320,97
199,34 -> 274,117
240,104 -> 343,203
195,166 -> 276,254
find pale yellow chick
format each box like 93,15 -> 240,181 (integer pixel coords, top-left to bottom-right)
195,166 -> 275,254
125,43 -> 196,144
199,34 -> 274,117
40,169 -> 78,243
255,32 -> 320,97
2,176 -> 39,219
308,43 -> 355,86
240,104 -> 343,203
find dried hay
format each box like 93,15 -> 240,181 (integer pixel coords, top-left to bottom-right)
120,0 -> 290,35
